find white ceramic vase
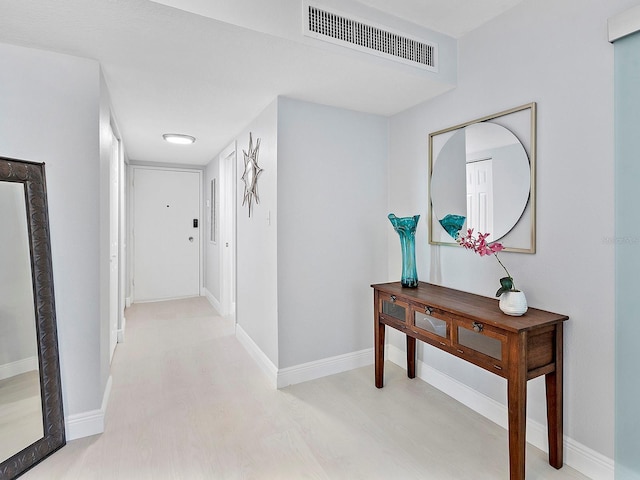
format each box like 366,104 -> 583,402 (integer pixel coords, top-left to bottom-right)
499,291 -> 528,316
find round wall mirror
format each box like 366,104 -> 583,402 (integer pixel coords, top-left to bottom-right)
430,122 -> 531,242
428,102 -> 537,252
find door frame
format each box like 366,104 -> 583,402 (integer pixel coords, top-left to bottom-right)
129,165 -> 203,303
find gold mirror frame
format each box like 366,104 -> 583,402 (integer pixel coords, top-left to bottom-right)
428,102 -> 537,253
0,157 -> 65,479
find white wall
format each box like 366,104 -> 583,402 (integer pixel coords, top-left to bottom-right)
276,97 -> 388,368
0,42 -> 110,431
388,0 -> 638,465
235,99 -> 280,366
231,96 -> 389,374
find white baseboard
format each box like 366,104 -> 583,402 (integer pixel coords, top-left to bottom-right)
134,295 -> 199,304
0,356 -> 38,381
277,348 -> 373,389
235,325 -> 278,388
117,316 -> 126,343
65,375 -> 112,441
235,325 -> 373,390
202,287 -> 222,314
387,344 -> 613,480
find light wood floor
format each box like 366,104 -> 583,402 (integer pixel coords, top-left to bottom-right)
22,297 -> 591,479
0,370 -> 43,461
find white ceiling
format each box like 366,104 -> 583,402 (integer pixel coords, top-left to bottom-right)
363,0 -> 528,38
0,0 -> 525,165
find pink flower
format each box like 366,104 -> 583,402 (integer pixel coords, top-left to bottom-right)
457,229 -> 504,256
456,229 -> 514,293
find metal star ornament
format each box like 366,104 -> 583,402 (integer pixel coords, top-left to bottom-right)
241,132 -> 263,217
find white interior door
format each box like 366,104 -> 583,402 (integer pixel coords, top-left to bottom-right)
133,167 -> 201,302
118,144 -> 127,342
466,159 -> 494,234
220,144 -> 236,316
108,125 -> 120,361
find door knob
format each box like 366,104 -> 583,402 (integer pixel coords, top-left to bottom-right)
188,237 -> 194,242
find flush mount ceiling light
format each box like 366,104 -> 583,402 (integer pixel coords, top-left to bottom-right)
162,133 -> 196,145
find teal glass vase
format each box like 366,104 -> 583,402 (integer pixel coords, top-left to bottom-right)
388,214 -> 420,288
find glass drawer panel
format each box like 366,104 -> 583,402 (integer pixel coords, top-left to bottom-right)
382,300 -> 405,321
414,311 -> 447,338
457,327 -> 502,360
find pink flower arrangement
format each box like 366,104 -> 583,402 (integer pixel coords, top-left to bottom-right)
456,228 -> 516,297
457,229 -> 504,256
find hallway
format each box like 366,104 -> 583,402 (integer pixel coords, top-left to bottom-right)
23,297 -> 589,479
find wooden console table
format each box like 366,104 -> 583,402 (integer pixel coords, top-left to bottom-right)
372,282 -> 568,480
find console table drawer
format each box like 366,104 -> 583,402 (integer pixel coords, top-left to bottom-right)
453,317 -> 507,371
379,293 -> 409,324
412,306 -> 450,346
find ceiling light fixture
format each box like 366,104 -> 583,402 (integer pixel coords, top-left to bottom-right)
162,133 -> 196,145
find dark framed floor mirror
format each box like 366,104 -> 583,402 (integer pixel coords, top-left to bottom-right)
0,157 -> 65,479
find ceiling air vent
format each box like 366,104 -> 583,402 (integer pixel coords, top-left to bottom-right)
304,3 -> 438,72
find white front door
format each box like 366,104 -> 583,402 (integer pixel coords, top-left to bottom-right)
133,167 -> 201,302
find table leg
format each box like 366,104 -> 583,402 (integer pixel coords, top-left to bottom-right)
507,332 -> 527,480
507,377 -> 527,480
545,324 -> 564,468
407,336 -> 416,379
375,317 -> 385,389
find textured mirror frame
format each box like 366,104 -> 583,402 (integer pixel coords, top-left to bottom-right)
0,157 -> 65,479
428,102 -> 537,253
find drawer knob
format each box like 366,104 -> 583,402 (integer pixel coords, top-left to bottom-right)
425,306 -> 433,315
390,295 -> 396,302
473,322 -> 484,333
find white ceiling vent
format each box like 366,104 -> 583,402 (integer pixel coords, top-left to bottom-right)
303,2 -> 438,72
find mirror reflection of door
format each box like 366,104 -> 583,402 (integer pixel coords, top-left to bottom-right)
0,181 -> 44,462
466,159 -> 494,235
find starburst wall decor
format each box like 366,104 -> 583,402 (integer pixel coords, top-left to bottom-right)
241,132 -> 263,217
